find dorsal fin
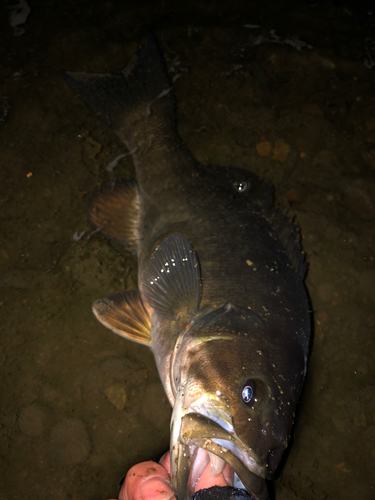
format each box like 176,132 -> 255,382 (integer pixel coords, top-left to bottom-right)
88,180 -> 140,253
142,233 -> 201,320
270,209 -> 307,278
92,290 -> 151,346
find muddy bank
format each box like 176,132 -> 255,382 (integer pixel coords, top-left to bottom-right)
0,1 -> 374,499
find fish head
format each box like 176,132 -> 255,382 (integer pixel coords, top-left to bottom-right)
170,303 -> 307,500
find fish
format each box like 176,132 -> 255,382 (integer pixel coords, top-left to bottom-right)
62,33 -> 310,500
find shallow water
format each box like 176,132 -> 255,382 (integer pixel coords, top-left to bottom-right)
0,1 -> 374,499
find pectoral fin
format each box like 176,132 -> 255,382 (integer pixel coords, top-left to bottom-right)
88,180 -> 140,253
142,233 -> 201,320
92,290 -> 151,346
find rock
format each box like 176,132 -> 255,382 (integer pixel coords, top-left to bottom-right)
364,117 -> 375,131
316,283 -> 335,303
342,179 -> 375,220
49,418 -> 90,465
285,187 -> 304,204
142,382 -> 171,430
353,413 -> 367,429
361,148 -> 375,169
43,384 -> 59,402
18,405 -> 46,437
272,139 -> 290,163
312,150 -> 336,166
359,270 -> 375,299
365,132 -> 375,144
255,140 -> 271,156
104,383 -> 127,410
83,136 -> 102,159
302,103 -> 324,116
364,426 -> 375,460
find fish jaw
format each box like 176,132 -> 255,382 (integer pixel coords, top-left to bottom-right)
166,303 -> 306,500
170,386 -> 270,500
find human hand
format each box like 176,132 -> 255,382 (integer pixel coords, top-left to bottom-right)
109,451 -> 234,500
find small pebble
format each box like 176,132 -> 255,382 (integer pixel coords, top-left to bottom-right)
255,141 -> 271,156
272,139 -> 290,163
104,383 -> 127,410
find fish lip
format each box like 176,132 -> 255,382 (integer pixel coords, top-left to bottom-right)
171,411 -> 269,500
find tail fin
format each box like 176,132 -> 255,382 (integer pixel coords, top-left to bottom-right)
61,33 -> 176,150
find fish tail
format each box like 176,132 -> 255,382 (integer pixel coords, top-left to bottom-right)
61,33 -> 176,151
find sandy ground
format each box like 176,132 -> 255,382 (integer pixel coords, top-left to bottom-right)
0,1 -> 374,499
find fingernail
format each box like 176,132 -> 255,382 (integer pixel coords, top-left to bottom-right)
140,477 -> 174,500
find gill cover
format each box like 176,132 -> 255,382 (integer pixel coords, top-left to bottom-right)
169,304 -> 269,500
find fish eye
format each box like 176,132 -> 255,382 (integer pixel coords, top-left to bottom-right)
241,379 -> 262,407
242,384 -> 254,404
233,180 -> 250,193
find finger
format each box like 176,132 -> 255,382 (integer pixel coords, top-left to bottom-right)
158,451 -> 170,474
119,460 -> 175,500
194,461 -> 233,492
159,450 -> 233,493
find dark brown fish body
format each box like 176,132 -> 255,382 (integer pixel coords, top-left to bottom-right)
62,34 -> 310,500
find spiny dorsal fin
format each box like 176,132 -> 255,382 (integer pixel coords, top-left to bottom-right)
88,180 -> 140,253
270,209 -> 307,278
142,233 -> 201,320
92,290 -> 151,346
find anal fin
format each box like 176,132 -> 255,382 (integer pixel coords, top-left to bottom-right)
92,290 -> 151,346
88,180 -> 140,253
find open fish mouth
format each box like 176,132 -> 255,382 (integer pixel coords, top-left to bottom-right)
170,412 -> 269,500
